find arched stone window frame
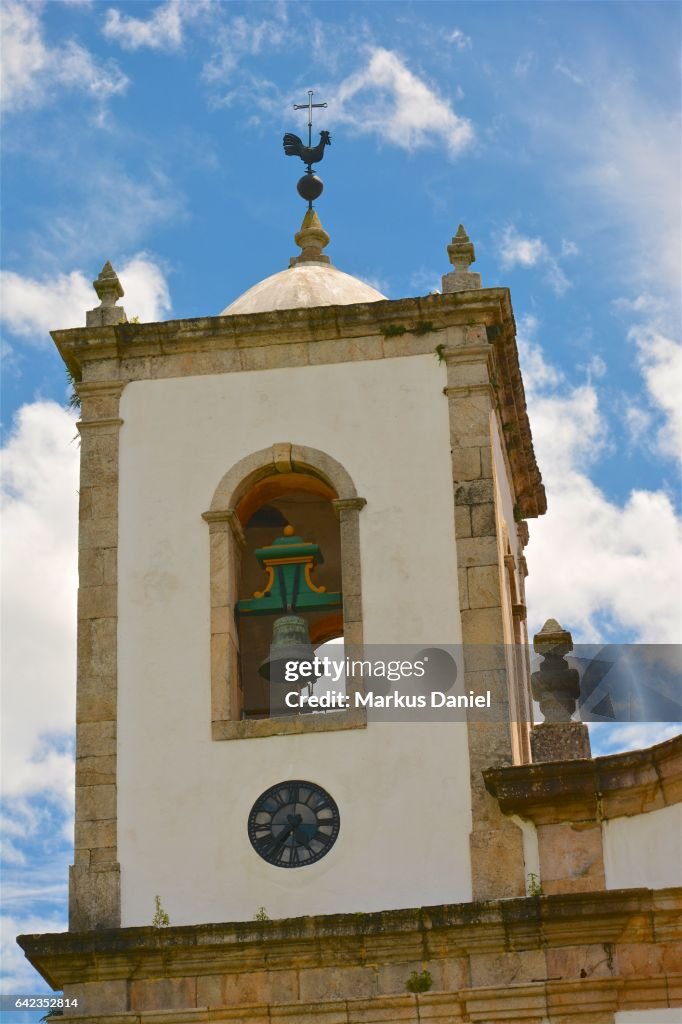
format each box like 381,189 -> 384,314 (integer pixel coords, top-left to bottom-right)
202,442 -> 367,740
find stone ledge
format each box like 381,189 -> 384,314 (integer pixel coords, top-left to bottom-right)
52,291 -> 512,372
211,708 -> 367,741
18,887 -> 681,988
33,974 -> 680,1024
484,732 -> 682,824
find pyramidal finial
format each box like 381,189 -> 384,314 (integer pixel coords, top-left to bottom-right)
442,223 -> 481,294
290,208 -> 331,267
86,261 -> 127,326
538,618 -> 564,636
449,224 -> 475,270
93,261 -> 124,304
533,618 -> 573,656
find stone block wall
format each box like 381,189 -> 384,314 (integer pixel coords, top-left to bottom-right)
18,889 -> 681,1023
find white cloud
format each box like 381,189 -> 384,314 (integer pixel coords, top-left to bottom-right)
516,314 -> 563,390
202,7 -> 290,84
1,402 -> 79,803
499,228 -> 547,270
0,254 -> 172,345
40,170 -> 183,266
613,293 -> 666,317
551,81 -> 680,301
585,354 -> 607,380
118,254 -> 172,324
443,28 -> 472,50
1,911 -> 68,993
0,270 -> 93,341
514,52 -> 534,79
520,317 -> 682,643
0,839 -> 26,867
611,294 -> 682,463
497,226 -> 574,295
103,0 -> 210,51
589,722 -> 681,758
628,323 -> 682,461
624,402 -> 653,445
332,48 -> 474,158
554,58 -> 583,85
544,261 -> 570,296
55,40 -> 128,101
409,269 -> 441,295
0,0 -> 128,112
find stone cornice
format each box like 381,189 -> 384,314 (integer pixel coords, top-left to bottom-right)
76,380 -> 126,398
51,291 -> 512,372
489,319 -> 546,518
484,732 -> 682,824
18,887 -> 680,989
76,417 -> 123,431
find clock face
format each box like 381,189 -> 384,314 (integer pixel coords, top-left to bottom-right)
247,780 -> 340,868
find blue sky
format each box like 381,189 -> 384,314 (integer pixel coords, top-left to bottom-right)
1,0 -> 680,1006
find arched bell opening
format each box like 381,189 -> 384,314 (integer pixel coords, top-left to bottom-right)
204,444 -> 366,737
236,478 -> 344,719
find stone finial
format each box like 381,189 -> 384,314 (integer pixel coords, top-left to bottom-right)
530,618 -> 591,762
290,209 -> 331,267
86,261 -> 127,327
448,224 -> 475,270
442,223 -> 481,293
532,618 -> 573,658
531,619 -> 579,721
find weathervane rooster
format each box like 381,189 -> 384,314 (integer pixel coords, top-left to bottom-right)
283,129 -> 332,171
283,90 -> 332,208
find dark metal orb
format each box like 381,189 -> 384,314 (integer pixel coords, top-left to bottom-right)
297,173 -> 324,201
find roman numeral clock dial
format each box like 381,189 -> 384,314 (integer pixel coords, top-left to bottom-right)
247,781 -> 340,867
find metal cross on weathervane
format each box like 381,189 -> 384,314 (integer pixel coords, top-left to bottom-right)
293,90 -> 327,148
283,90 -> 332,207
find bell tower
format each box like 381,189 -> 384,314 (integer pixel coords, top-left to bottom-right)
42,196 -> 544,935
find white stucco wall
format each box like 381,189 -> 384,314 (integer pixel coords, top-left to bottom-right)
615,1011 -> 682,1022
117,354 -> 472,926
604,803 -> 682,890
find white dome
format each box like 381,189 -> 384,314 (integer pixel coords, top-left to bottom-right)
220,261 -> 386,316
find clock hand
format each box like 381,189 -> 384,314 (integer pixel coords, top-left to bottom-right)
292,823 -> 311,843
273,823 -> 295,849
272,813 -> 303,852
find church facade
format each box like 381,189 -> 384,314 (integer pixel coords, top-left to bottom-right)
18,206 -> 682,1023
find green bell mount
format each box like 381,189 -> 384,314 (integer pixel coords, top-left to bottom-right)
236,525 -> 342,618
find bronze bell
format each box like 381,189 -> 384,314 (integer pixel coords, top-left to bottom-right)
258,614 -> 320,684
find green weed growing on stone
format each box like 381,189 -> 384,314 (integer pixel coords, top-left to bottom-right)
65,367 -> 81,413
527,873 -> 543,896
412,321 -> 438,336
152,895 -> 170,927
405,969 -> 433,993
